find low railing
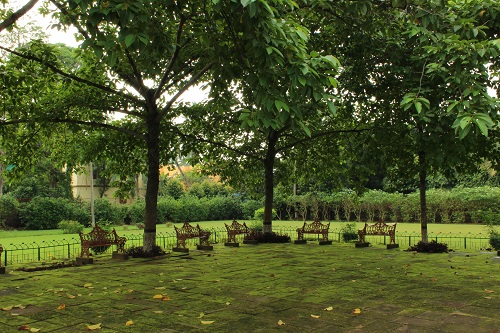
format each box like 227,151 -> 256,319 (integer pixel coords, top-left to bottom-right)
0,227 -> 493,266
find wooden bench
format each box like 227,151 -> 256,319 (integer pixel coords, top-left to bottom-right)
173,222 -> 213,252
78,225 -> 127,263
224,220 -> 250,247
357,221 -> 398,249
295,219 -> 332,245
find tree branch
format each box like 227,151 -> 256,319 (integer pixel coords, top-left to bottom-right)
0,0 -> 39,32
0,44 -> 145,108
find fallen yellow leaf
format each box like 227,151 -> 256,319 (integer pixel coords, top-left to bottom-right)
83,283 -> 93,288
352,308 -> 361,315
2,306 -> 13,311
67,294 -> 76,299
225,302 -> 231,306
484,289 -> 495,293
201,320 -> 214,325
86,323 -> 102,330
162,296 -> 171,301
153,294 -> 163,299
324,306 -> 333,311
198,313 -> 205,319
56,304 -> 66,310
29,328 -> 41,332
154,287 -> 166,290
310,314 -> 321,318
125,320 -> 134,326
277,320 -> 285,326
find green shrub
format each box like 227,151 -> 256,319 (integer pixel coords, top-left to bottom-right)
340,222 -> 358,242
66,200 -> 91,226
488,229 -> 500,250
253,207 -> 276,221
128,200 -> 145,225
172,195 -> 208,222
244,231 -> 290,243
126,245 -> 166,257
19,197 -> 70,230
57,220 -> 84,234
0,194 -> 22,228
94,198 -> 120,225
157,196 -> 180,222
409,240 -> 449,253
241,200 -> 263,220
206,196 -> 242,221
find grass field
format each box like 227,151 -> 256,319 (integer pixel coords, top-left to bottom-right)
0,221 -> 491,246
0,242 -> 498,332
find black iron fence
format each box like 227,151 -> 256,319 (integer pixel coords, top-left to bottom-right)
0,227 -> 492,266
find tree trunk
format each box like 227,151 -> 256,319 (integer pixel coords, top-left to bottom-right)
262,130 -> 278,233
143,103 -> 161,251
418,150 -> 428,243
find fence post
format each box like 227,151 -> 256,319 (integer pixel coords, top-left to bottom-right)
408,236 -> 411,247
4,249 -> 7,267
38,246 -> 41,261
68,244 -> 71,258
464,237 -> 467,249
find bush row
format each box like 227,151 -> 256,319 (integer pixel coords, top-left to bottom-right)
277,187 -> 500,224
1,186 -> 499,230
0,194 -> 263,230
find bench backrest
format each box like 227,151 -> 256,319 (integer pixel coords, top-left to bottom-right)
225,220 -> 249,233
174,222 -> 200,237
302,219 -> 330,231
79,225 -> 120,242
364,221 -> 396,234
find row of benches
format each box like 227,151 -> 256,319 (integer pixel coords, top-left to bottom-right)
75,219 -> 398,258
1,220 -> 397,272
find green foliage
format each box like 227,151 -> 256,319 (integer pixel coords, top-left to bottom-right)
126,245 -> 166,258
339,222 -> 358,242
241,200 -> 263,220
488,228 -> 500,251
0,194 -> 21,228
159,177 -> 185,199
172,195 -> 209,222
57,220 -> 84,234
156,196 -> 180,223
19,197 -> 70,230
205,196 -> 242,221
409,240 -> 449,253
245,231 -> 291,243
94,198 -> 121,225
253,207 -> 276,221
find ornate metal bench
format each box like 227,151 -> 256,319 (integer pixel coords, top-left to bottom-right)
224,220 -> 250,247
295,219 -> 332,245
357,221 -> 398,249
78,225 -> 127,263
173,221 -> 213,252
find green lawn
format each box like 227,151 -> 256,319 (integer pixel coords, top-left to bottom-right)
0,242 -> 498,332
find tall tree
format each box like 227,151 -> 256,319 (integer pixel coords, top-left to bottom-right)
0,0 -> 341,249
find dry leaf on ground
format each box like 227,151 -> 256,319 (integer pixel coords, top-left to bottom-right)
201,320 -> 214,325
153,294 -> 163,299
56,304 -> 66,310
324,306 -> 333,311
352,308 -> 361,314
125,320 -> 134,326
310,314 -> 321,318
277,320 -> 285,326
86,323 -> 102,330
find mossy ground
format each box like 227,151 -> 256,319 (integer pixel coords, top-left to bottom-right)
0,242 -> 499,332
